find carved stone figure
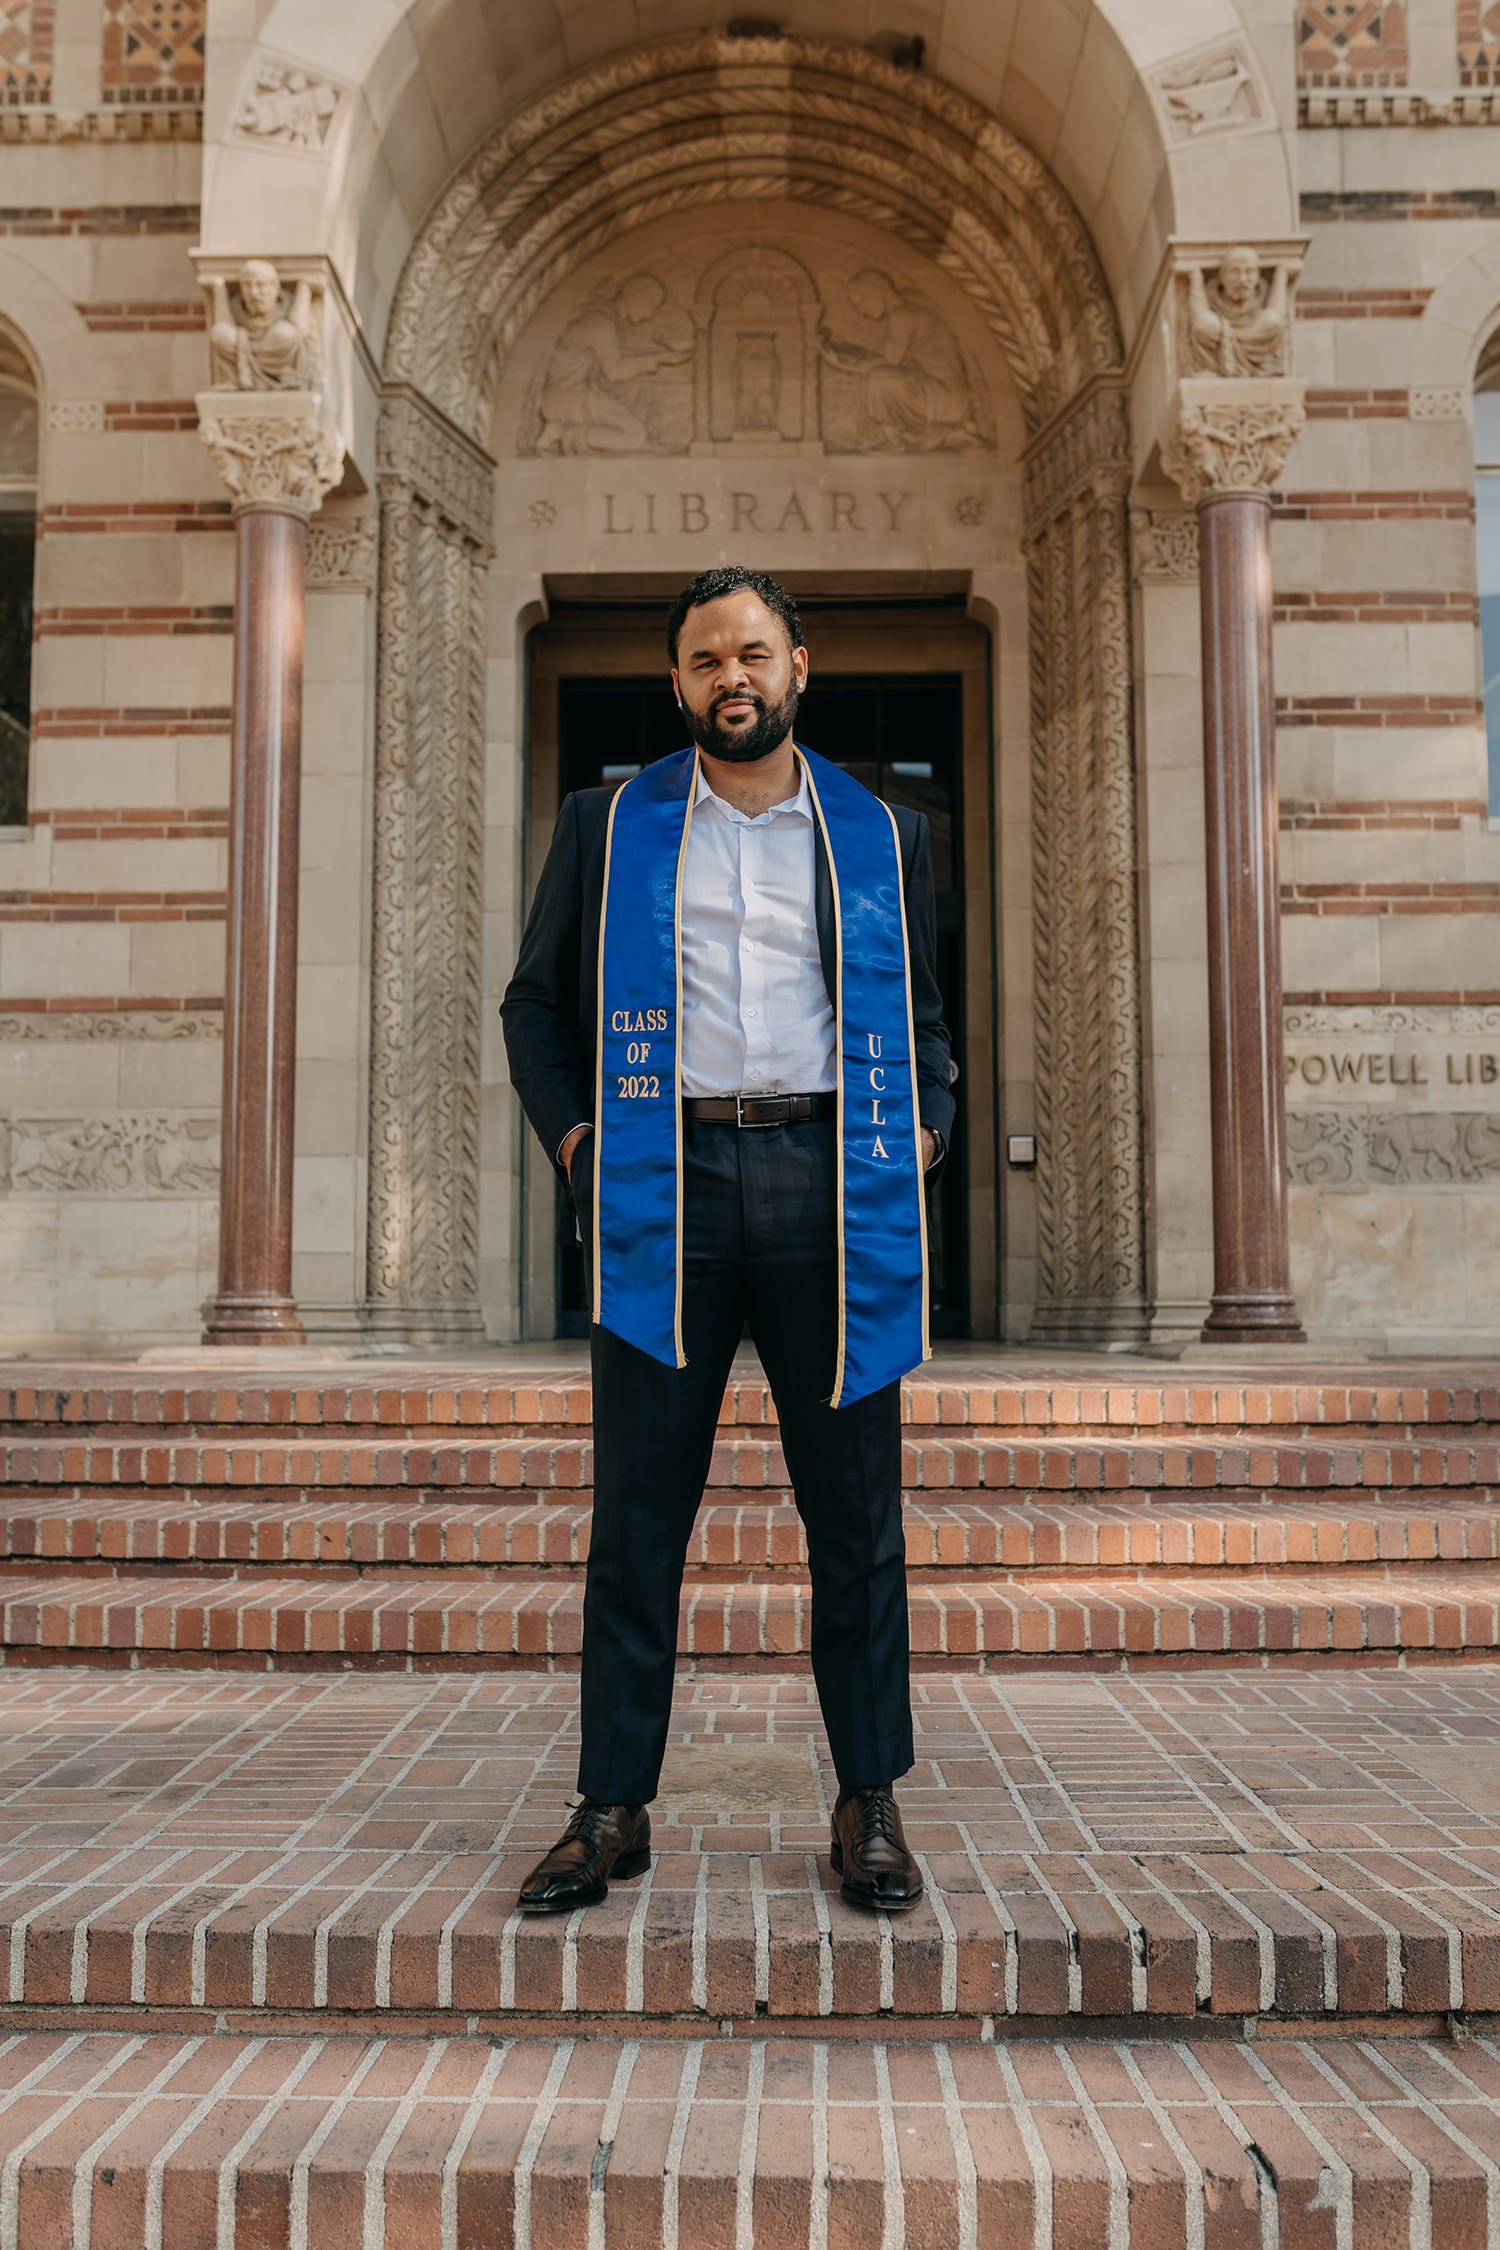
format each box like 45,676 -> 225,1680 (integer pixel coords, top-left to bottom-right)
531,273 -> 693,455
732,330 -> 783,436
207,259 -> 322,392
818,269 -> 989,452
235,62 -> 340,151
1183,249 -> 1294,380
1155,46 -> 1260,137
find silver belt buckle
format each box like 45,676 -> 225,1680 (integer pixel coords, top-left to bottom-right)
736,1093 -> 782,1127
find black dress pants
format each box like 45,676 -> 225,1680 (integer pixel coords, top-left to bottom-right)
571,1115 -> 913,1806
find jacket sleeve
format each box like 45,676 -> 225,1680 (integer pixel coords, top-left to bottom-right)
500,792 -> 593,1173
904,811 -> 957,1155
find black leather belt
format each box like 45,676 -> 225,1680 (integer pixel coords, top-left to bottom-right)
684,1093 -> 837,1127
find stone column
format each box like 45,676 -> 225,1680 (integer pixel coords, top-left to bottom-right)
1164,376 -> 1307,1341
197,316 -> 343,1342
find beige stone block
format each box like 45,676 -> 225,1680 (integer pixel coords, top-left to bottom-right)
0,923 -> 131,999
35,535 -> 234,612
297,863 -> 362,967
1291,1187 -> 1470,1331
1462,1194 -> 1500,1323
1145,960 -> 1211,1054
1281,913 -> 1382,991
1329,726 -> 1486,804
293,1251 -> 361,1310
1405,622 -> 1482,696
53,1198 -> 213,1340
1136,584 -> 1201,677
305,600 -> 371,688
300,774 -> 368,871
129,922 -> 224,999
302,681 -> 369,779
0,1203 -> 59,1338
1379,913 -> 1500,988
1143,762 -> 1207,863
293,1058 -> 359,1159
1275,623 -> 1407,699
1138,671 -> 1204,773
117,1041 -> 222,1108
174,739 -> 233,807
52,838 -> 227,893
1303,220 -> 1424,296
295,965 -> 361,1063
0,1040 -> 121,1112
32,635 -> 106,710
1142,856 -> 1208,964
29,739 -> 181,813
103,637 -> 232,711
292,1155 -> 359,1256
1275,729 -> 1337,802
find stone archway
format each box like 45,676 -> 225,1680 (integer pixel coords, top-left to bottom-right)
369,30 -> 1146,1342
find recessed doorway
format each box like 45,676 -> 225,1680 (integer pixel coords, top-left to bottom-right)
522,601 -> 998,1342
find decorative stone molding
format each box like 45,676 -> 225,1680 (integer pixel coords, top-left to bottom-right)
0,1010 -> 220,1043
377,388 -> 494,553
1410,387 -> 1468,421
1150,40 -> 1266,140
1161,380 -> 1308,505
1299,89 -> 1500,125
1285,1004 -> 1500,1038
1288,1108 -> 1500,1187
196,389 -> 343,519
1023,390 -> 1147,1342
306,514 -> 377,592
384,32 -> 1122,446
45,400 -> 103,433
1130,507 -> 1200,582
232,57 -> 343,151
0,106 -> 201,141
0,1114 -> 219,1195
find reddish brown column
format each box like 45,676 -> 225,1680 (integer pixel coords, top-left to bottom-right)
1197,492 -> 1304,1341
202,504 -> 308,1343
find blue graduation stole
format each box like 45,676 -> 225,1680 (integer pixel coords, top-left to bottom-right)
591,744 -> 929,1406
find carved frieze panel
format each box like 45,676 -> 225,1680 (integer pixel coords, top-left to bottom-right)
232,57 -> 343,151
1150,40 -> 1266,138
1288,1108 -> 1500,1185
1285,1004 -> 1500,1106
516,243 -> 996,460
1130,508 -> 1200,582
0,1113 -> 218,1194
0,1009 -> 219,1042
306,514 -> 377,592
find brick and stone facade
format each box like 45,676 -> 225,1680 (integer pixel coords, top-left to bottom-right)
0,0 -> 1496,1355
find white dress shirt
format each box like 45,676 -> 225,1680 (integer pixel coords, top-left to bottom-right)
679,762 -> 836,1098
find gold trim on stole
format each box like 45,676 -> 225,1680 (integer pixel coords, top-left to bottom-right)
882,795 -> 933,1368
798,753 -> 850,1407
592,755 -> 697,1362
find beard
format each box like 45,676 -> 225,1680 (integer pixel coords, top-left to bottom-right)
680,678 -> 800,764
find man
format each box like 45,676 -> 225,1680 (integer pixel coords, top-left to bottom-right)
501,566 -> 953,1915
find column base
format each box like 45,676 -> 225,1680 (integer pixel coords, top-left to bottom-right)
1201,1293 -> 1307,1345
201,1295 -> 307,1346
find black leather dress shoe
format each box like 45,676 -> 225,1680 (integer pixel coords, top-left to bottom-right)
517,1799 -> 651,1912
830,1785 -> 924,1911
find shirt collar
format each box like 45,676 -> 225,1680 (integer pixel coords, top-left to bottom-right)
693,756 -> 813,825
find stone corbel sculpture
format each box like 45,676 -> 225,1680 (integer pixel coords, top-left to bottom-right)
1182,247 -> 1297,381
208,258 -> 324,392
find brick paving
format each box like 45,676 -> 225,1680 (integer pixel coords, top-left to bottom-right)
2,2026 -> 1499,2249
0,1667 -> 1497,2028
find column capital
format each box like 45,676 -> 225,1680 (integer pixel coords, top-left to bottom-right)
196,388 -> 344,519
1160,377 -> 1307,506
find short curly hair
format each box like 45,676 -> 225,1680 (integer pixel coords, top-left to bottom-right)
665,567 -> 803,664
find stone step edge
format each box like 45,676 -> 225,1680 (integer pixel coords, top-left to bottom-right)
3,2026 -> 1494,2250
8,1438 -> 1500,1491
6,1567 -> 1500,1660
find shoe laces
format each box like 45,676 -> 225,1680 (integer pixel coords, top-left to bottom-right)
561,1797 -> 629,1846
847,1786 -> 899,1844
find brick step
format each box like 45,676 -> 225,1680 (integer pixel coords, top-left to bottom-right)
7,1830 -> 1500,2023
8,1491 -> 1500,1577
4,2028 -> 1495,2249
7,1366 -> 1496,1437
8,1432 -> 1499,1494
8,1566 -> 1500,1664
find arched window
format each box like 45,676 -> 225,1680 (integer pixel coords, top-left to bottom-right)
0,337 -> 38,829
1479,336 -> 1500,821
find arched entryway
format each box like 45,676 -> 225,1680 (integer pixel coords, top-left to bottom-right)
368,31 -> 1147,1346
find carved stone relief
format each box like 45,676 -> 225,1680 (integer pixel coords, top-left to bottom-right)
520,250 -> 994,458
206,260 -> 323,392
1151,42 -> 1264,138
1130,508 -> 1200,582
1288,1109 -> 1500,1186
0,1010 -> 220,1042
0,1114 -> 219,1195
1162,396 -> 1307,505
1410,387 -> 1468,420
232,58 -> 342,151
46,400 -> 103,433
1182,251 -> 1296,381
306,514 -> 377,592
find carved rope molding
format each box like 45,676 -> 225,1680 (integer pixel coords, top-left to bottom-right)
365,390 -> 494,1332
1024,388 -> 1147,1337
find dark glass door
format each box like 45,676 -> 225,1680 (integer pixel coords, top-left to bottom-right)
554,672 -> 968,1336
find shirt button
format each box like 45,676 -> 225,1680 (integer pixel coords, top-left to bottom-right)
746,1009 -> 758,1017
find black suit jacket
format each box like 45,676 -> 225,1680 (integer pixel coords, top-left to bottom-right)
500,779 -> 957,1175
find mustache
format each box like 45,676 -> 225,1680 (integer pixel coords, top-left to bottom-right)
711,689 -> 765,716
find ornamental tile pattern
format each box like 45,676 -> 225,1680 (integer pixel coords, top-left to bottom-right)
100,0 -> 203,104
1296,0 -> 1408,83
1458,0 -> 1500,82
0,0 -> 52,106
